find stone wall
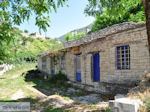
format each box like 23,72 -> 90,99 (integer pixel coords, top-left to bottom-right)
37,55 -> 64,76
38,22 -> 150,94
64,25 -> 150,94
65,52 -> 76,81
37,56 -> 49,74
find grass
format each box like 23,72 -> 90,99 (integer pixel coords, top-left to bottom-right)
0,63 -> 48,111
104,108 -> 112,112
0,63 -> 109,111
0,63 -> 37,100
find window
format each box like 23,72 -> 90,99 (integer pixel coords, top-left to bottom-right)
50,57 -> 55,74
60,56 -> 65,70
42,57 -> 46,69
116,45 -> 130,70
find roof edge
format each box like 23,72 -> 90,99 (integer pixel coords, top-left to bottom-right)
64,22 -> 146,48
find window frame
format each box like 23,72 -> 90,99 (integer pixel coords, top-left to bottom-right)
116,45 -> 130,70
42,57 -> 47,70
60,56 -> 65,70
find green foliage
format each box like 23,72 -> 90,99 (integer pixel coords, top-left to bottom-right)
19,38 -> 63,61
85,0 -> 145,32
0,0 -> 67,32
104,108 -> 112,112
91,13 -> 123,32
0,0 -> 66,64
84,0 -> 102,16
0,63 -> 36,100
0,23 -> 22,63
44,107 -> 68,112
50,71 -> 68,83
0,25 -> 63,64
65,32 -> 86,41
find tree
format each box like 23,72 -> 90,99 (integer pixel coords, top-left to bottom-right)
87,0 -> 145,32
0,0 -> 67,63
0,0 -> 67,31
142,0 -> 150,55
0,0 -> 67,47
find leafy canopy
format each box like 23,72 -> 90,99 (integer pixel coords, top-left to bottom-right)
85,0 -> 145,32
0,0 -> 67,63
0,0 -> 67,32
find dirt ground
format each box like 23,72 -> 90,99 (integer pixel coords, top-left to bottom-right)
0,63 -> 110,112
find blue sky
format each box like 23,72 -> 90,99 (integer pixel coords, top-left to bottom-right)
17,0 -> 95,38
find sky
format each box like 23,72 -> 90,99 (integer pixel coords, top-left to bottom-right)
18,0 -> 95,38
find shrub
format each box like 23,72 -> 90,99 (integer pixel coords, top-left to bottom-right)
49,71 -> 68,83
65,32 -> 86,41
104,108 -> 112,112
23,69 -> 44,81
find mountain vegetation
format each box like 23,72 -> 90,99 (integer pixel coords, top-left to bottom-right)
0,26 -> 63,64
65,32 -> 86,41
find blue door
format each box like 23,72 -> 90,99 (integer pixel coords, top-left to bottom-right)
93,53 -> 100,81
75,55 -> 81,82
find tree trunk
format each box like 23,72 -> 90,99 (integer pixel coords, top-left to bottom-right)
143,0 -> 150,56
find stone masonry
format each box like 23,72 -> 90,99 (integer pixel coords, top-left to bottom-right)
38,22 -> 150,94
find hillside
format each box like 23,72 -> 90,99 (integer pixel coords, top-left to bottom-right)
0,27 -> 63,64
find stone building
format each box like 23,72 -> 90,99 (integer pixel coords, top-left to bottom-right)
38,22 -> 150,94
30,32 -> 46,39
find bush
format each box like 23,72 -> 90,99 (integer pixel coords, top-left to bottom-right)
49,71 -> 68,83
65,32 -> 86,41
104,108 -> 112,112
23,69 -> 44,81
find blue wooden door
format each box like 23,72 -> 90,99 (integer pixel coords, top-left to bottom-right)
93,53 -> 100,81
75,55 -> 81,82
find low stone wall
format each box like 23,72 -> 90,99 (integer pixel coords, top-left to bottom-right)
68,81 -> 135,95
